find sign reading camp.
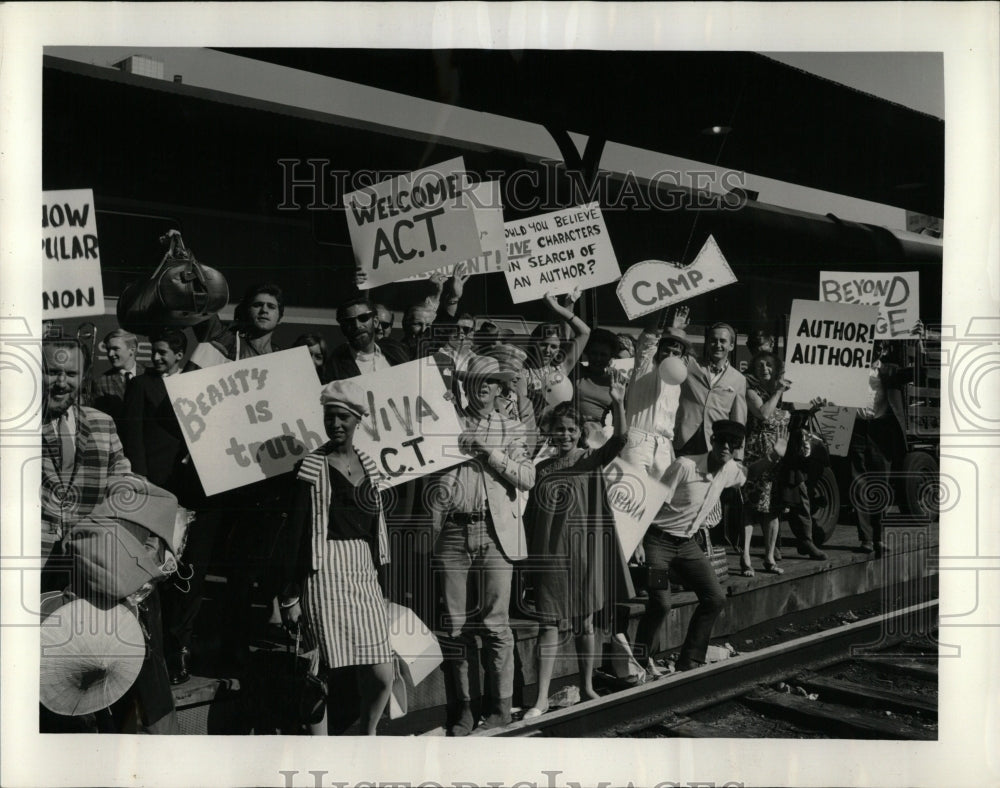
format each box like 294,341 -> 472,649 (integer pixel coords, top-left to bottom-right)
503,202 -> 620,304
346,157 -> 484,288
396,180 -> 505,282
783,300 -> 880,409
348,357 -> 467,487
819,271 -> 920,338
165,347 -> 325,496
42,189 -> 105,318
616,235 -> 737,321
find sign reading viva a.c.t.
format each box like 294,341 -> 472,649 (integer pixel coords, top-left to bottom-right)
616,235 -> 736,320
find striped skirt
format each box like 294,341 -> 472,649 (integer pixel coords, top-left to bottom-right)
302,538 -> 393,669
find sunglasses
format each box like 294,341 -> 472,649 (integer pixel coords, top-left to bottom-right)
484,377 -> 505,386
378,321 -> 393,330
339,312 -> 374,326
711,434 -> 744,449
448,325 -> 474,335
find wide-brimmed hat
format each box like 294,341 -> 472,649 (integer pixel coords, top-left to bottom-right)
481,343 -> 528,372
464,354 -> 517,382
40,597 -> 145,716
658,329 -> 693,356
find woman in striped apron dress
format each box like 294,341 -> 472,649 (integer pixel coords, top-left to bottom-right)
280,379 -> 393,735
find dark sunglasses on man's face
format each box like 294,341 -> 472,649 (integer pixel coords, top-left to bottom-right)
378,321 -> 393,331
711,434 -> 744,449
339,312 -> 374,326
452,325 -> 474,335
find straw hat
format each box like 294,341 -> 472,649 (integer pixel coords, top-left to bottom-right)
39,596 -> 145,716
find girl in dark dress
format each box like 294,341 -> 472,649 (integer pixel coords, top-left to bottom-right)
522,371 -> 628,718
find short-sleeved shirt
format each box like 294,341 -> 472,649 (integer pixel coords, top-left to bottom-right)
650,453 -> 746,538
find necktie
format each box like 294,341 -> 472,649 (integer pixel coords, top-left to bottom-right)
124,370 -> 133,382
58,414 -> 75,477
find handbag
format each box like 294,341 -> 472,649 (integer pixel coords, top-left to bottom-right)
291,630 -> 327,727
117,230 -> 229,334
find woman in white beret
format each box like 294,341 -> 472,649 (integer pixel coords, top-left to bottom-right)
279,379 -> 394,735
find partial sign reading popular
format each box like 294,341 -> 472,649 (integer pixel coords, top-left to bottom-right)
42,189 -> 105,319
783,300 -> 880,409
503,203 -> 621,304
165,347 -> 325,496
346,157 -> 484,289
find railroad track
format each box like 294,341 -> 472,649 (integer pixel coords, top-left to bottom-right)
476,599 -> 938,738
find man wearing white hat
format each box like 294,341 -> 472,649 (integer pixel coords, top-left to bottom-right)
429,355 -> 536,735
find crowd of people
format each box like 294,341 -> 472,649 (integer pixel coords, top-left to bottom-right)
40,263 -> 915,736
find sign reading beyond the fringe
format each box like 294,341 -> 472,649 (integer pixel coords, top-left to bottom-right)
811,405 -> 856,457
503,203 -> 620,304
616,235 -> 737,321
42,189 -> 105,318
166,347 -> 325,496
348,357 -> 467,487
783,300 -> 880,409
396,180 -> 505,281
819,270 -> 920,338
346,157 -> 484,288
603,458 -> 672,559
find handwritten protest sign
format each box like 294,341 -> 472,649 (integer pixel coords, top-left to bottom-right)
811,405 -> 856,457
783,300 -> 879,408
503,202 -> 620,304
396,180 -> 505,282
348,356 -> 467,487
42,189 -> 105,318
819,271 -> 920,338
165,347 -> 325,496
346,157 -> 484,288
603,458 -> 672,559
617,235 -> 737,321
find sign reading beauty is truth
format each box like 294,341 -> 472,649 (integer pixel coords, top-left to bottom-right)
783,300 -> 879,408
165,347 -> 325,496
819,271 -> 920,338
42,189 -> 105,318
503,203 -> 620,304
346,157 -> 484,288
616,235 -> 738,320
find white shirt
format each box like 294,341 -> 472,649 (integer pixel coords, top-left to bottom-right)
351,343 -> 391,375
857,362 -> 888,420
625,330 -> 681,439
651,453 -> 746,538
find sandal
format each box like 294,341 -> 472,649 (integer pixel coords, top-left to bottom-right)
763,561 -> 784,575
739,557 -> 755,578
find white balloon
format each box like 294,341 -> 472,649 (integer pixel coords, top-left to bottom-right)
658,356 -> 688,385
543,373 -> 574,406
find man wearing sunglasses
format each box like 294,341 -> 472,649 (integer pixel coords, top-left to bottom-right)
633,418 -> 786,676
326,295 -> 411,381
374,303 -> 395,342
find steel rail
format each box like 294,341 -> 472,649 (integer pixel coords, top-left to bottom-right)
478,599 -> 938,738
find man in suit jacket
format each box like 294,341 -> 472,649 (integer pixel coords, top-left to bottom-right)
673,322 -> 748,457
92,328 -> 142,430
325,295 -> 412,380
40,338 -> 178,734
849,340 -> 914,556
428,355 -> 536,736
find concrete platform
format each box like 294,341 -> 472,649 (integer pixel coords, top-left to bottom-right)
174,519 -> 938,735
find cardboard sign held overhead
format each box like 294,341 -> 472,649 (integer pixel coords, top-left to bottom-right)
165,347 -> 325,496
346,157 -> 484,289
346,356 -> 467,488
42,189 -> 105,319
616,235 -> 737,321
819,270 -> 921,338
396,180 -> 506,282
783,299 -> 880,409
503,202 -> 620,304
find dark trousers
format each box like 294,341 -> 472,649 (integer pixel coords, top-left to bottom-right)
848,415 -> 903,544
634,530 -> 726,666
160,508 -> 220,658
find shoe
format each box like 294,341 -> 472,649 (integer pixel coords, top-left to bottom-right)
773,547 -> 783,562
762,561 -> 784,575
169,647 -> 191,685
857,541 -> 875,554
522,706 -> 545,720
478,697 -> 513,730
674,657 -> 702,672
797,540 -> 829,560
447,702 -> 474,737
739,557 -> 755,578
